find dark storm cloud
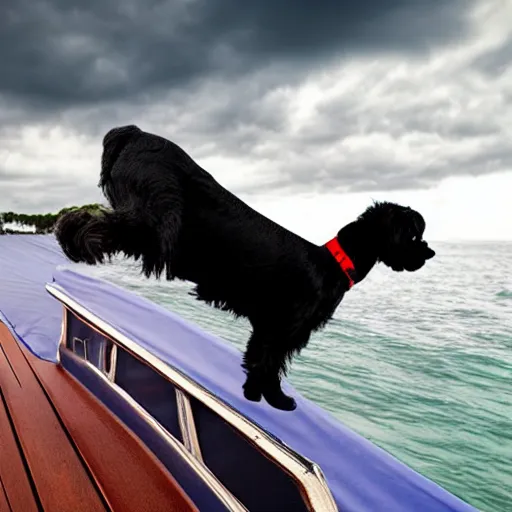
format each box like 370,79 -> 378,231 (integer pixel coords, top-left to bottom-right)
1,0 -> 473,113
1,0 -> 510,213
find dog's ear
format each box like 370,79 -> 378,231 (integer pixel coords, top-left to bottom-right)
375,203 -> 435,272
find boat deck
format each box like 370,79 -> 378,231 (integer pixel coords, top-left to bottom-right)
0,322 -> 198,512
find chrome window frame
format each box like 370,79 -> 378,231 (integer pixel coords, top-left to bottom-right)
57,301 -> 245,512
72,336 -> 88,359
47,283 -> 338,512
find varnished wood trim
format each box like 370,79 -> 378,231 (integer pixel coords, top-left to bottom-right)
0,390 -> 39,512
0,323 -> 107,512
32,352 -> 200,512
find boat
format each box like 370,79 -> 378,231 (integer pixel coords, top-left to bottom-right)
0,234 -> 477,511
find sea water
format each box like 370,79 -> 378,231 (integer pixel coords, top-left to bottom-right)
83,241 -> 512,512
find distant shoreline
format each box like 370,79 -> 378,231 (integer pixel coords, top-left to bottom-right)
0,203 -> 104,235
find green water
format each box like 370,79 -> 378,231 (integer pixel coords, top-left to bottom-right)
85,241 -> 512,511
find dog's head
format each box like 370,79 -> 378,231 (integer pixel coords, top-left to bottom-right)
361,201 -> 435,272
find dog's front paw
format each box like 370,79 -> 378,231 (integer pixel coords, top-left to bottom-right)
243,386 -> 263,402
262,387 -> 297,412
264,392 -> 297,411
243,372 -> 297,411
243,376 -> 263,402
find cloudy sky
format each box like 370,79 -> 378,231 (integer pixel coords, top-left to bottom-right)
1,0 -> 511,241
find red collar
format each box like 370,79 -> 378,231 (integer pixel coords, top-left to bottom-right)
325,237 -> 356,288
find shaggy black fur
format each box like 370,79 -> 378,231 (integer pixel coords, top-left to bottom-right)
55,125 -> 435,411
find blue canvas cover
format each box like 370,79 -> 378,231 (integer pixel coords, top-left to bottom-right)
0,235 -> 65,360
0,235 -> 477,512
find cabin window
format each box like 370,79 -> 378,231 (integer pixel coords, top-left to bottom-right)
189,396 -> 309,512
114,347 -> 182,443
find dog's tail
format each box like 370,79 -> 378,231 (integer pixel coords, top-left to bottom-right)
54,208 -> 118,265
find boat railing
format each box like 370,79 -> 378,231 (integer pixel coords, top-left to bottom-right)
46,283 -> 338,512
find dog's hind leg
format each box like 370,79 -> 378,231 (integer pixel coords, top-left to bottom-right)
148,196 -> 183,281
55,208 -> 119,265
115,170 -> 184,280
107,201 -> 182,280
55,205 -> 175,278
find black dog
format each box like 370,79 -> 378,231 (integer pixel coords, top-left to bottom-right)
55,125 -> 435,411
